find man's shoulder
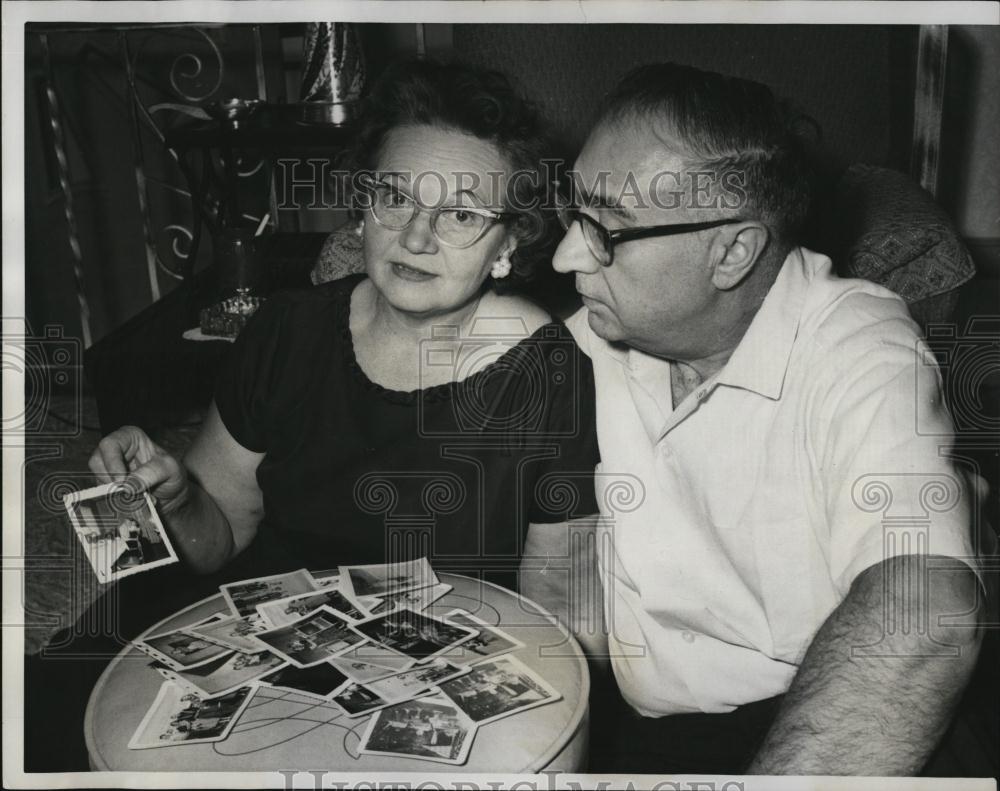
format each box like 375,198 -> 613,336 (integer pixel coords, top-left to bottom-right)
795,251 -> 921,358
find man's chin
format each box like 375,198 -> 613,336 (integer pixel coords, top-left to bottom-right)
585,305 -> 622,342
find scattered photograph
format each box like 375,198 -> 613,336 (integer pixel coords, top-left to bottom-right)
256,587 -> 369,628
128,681 -> 254,749
330,682 -> 393,717
136,624 -> 232,671
315,572 -> 340,588
64,482 -> 178,584
165,649 -> 286,698
337,642 -> 415,673
359,583 -> 453,616
220,569 -> 319,618
365,659 -> 470,703
437,655 -> 562,725
253,606 -> 365,667
358,694 -> 476,765
258,663 -> 350,700
186,614 -> 267,654
439,609 -> 525,663
339,558 -> 438,599
328,656 -> 401,684
351,608 -> 478,663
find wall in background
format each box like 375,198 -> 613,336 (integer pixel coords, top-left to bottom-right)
23,23 -> 998,348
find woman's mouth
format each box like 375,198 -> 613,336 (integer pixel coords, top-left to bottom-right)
391,262 -> 436,281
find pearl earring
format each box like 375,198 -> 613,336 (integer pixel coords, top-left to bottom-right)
491,250 -> 512,279
354,219 -> 365,237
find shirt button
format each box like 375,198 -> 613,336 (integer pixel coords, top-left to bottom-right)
681,630 -> 696,643
659,444 -> 672,459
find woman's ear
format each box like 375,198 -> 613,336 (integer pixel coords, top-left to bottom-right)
711,222 -> 769,291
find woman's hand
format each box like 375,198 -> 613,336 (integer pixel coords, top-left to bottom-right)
88,426 -> 191,514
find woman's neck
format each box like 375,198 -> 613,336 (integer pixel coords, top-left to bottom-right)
363,282 -> 486,344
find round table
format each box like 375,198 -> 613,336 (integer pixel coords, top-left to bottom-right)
85,572 -> 589,772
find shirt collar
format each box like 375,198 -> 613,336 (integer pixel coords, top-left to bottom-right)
712,247 -> 813,401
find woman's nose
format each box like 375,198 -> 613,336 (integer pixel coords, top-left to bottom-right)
398,210 -> 438,255
553,221 -> 601,275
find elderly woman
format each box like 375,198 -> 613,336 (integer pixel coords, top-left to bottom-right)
88,60 -> 599,588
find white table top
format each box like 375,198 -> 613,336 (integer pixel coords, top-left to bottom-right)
85,572 -> 589,773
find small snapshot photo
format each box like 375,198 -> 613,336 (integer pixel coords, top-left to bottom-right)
186,614 -> 267,654
328,656 -> 400,685
359,582 -> 453,616
166,649 -> 286,699
137,624 -> 232,671
440,609 -> 525,663
256,587 -> 369,628
128,681 -> 254,749
330,682 -> 393,717
64,482 -> 177,584
339,557 -> 438,599
254,606 -> 365,667
338,642 -> 415,673
351,608 -> 478,663
358,694 -> 476,765
258,663 -> 350,700
220,569 -> 319,618
437,655 -> 561,725
365,659 -> 469,703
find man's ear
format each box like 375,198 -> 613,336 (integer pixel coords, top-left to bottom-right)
710,222 -> 769,290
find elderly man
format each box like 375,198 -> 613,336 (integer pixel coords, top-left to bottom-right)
527,63 -> 986,775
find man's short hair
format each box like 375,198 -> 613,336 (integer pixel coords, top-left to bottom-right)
598,62 -> 815,249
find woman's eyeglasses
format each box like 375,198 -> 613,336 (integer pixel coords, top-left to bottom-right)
556,204 -> 745,267
359,174 -> 510,249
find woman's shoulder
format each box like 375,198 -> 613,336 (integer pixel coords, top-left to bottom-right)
479,292 -> 552,339
251,274 -> 362,329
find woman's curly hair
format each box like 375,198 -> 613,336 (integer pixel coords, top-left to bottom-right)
341,59 -> 557,289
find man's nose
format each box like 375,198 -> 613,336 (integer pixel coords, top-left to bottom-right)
399,210 -> 438,255
553,221 -> 601,275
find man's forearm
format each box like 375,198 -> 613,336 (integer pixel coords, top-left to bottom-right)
748,555 -> 982,775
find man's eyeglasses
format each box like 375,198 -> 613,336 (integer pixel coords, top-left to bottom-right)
359,174 -> 511,249
556,205 -> 744,267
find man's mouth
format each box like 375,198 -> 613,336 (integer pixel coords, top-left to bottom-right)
391,261 -> 436,280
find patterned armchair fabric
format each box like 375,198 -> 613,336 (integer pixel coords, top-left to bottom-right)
310,222 -> 366,285
825,164 -> 976,326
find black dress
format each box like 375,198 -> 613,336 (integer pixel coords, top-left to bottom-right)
25,276 -> 600,770
215,273 -> 601,590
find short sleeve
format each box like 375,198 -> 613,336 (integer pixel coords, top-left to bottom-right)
213,297 -> 292,453
526,326 -> 601,523
814,323 -> 979,594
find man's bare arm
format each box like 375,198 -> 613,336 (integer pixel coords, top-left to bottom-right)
748,555 -> 982,775
520,516 -> 609,666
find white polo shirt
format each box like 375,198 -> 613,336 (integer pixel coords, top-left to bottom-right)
567,247 -> 977,716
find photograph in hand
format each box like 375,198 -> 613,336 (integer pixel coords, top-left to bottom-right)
64,482 -> 177,584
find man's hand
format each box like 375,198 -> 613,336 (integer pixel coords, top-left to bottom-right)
748,554 -> 983,775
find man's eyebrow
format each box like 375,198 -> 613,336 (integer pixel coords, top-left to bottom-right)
574,185 -> 636,220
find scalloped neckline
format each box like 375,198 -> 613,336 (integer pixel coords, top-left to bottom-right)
337,275 -> 559,405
